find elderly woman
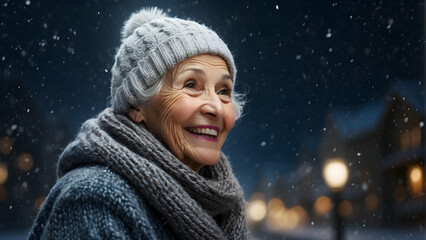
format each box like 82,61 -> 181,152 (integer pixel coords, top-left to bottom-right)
28,7 -> 247,240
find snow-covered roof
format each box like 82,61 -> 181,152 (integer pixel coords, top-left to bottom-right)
330,101 -> 387,140
330,79 -> 424,140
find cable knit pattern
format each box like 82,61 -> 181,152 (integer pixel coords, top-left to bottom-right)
30,108 -> 248,239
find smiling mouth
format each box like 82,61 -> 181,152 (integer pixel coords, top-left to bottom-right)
185,126 -> 218,141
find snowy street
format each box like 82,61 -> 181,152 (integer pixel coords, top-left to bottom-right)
252,227 -> 426,240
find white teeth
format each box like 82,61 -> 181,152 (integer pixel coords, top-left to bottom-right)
187,127 -> 218,137
211,129 -> 217,136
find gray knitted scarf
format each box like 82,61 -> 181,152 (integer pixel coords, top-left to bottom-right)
57,108 -> 248,240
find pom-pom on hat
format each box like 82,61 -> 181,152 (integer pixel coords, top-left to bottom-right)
110,7 -> 237,114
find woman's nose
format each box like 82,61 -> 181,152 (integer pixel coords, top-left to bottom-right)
200,93 -> 225,119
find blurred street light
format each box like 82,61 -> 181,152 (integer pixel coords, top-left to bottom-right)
17,153 -> 34,172
247,199 -> 267,222
323,158 -> 349,192
323,158 -> 349,240
314,195 -> 332,216
247,193 -> 267,223
266,198 -> 286,230
338,200 -> 353,217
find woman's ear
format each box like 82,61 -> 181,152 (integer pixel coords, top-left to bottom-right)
129,107 -> 145,123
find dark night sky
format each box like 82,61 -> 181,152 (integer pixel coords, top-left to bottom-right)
1,0 -> 424,192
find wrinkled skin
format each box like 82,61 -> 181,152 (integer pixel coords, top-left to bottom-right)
129,54 -> 235,173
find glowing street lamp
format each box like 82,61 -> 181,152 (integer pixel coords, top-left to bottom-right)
322,158 -> 349,240
323,158 -> 349,192
247,199 -> 267,222
247,193 -> 267,226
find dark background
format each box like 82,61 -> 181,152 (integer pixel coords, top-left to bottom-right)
1,0 -> 424,235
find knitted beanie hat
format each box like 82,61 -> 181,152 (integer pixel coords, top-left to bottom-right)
110,7 -> 237,113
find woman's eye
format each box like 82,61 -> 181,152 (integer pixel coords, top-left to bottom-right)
184,81 -> 195,89
218,88 -> 231,95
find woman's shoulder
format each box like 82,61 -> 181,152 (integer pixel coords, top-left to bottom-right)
29,165 -> 174,239
58,165 -> 136,198
57,165 -> 158,221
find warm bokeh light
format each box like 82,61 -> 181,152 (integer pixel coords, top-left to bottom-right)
410,167 -> 422,182
408,165 -> 424,196
265,199 -> 308,230
0,185 -> 7,202
365,193 -> 379,211
281,208 -> 300,229
268,198 -> 285,212
18,153 -> 34,172
0,136 -> 13,155
267,205 -> 308,230
338,200 -> 353,217
247,193 -> 267,222
314,195 -> 332,216
292,205 -> 308,227
266,198 -> 286,230
0,163 -> 8,185
35,196 -> 46,211
247,199 -> 267,222
267,208 -> 286,230
323,158 -> 349,191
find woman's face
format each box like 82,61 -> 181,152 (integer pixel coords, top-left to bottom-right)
131,54 -> 235,172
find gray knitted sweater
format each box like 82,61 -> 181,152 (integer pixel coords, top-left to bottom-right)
28,165 -> 175,239
28,108 -> 248,239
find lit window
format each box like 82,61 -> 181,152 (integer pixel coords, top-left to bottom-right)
408,165 -> 424,197
400,126 -> 422,151
0,164 -> 8,185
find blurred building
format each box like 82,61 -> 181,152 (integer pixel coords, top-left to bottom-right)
317,101 -> 387,227
246,79 -> 425,233
314,79 -> 424,228
381,81 -> 425,227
